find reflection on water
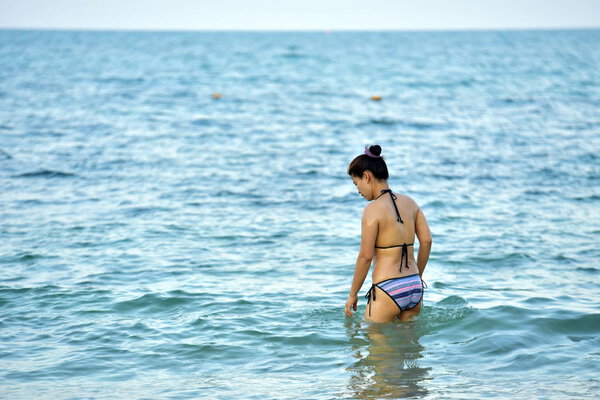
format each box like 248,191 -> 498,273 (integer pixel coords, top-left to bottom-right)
345,318 -> 431,399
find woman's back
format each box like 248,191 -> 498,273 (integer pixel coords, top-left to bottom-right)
370,192 -> 420,283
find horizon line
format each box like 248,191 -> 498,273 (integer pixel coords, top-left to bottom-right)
1,26 -> 599,34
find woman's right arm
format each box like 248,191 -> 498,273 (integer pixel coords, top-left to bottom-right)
344,205 -> 378,317
415,207 -> 432,277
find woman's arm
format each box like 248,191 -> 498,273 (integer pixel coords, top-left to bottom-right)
415,207 -> 432,277
345,206 -> 378,317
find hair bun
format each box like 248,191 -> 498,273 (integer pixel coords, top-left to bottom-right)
369,145 -> 382,157
350,144 -> 389,179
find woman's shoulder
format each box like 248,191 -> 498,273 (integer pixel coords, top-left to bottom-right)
361,202 -> 381,224
363,200 -> 378,214
394,192 -> 417,203
395,192 -> 420,210
363,199 -> 385,217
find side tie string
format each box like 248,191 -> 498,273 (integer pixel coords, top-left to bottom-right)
364,284 -> 376,316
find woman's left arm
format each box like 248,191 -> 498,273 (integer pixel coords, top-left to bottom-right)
344,206 -> 378,317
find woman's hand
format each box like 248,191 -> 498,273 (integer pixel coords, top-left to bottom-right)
344,294 -> 358,317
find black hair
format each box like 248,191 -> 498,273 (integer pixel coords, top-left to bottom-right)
347,144 -> 389,180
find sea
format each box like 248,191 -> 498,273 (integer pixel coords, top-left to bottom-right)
0,28 -> 599,399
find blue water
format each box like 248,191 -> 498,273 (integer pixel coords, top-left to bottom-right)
1,29 -> 599,399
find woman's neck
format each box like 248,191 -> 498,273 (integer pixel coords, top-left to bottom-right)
371,181 -> 390,199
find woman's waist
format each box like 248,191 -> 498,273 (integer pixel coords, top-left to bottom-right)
372,263 -> 420,284
374,252 -> 415,264
373,257 -> 417,270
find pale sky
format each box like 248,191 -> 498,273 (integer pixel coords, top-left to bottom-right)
1,0 -> 599,31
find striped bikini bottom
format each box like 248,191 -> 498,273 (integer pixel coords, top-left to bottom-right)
365,274 -> 425,316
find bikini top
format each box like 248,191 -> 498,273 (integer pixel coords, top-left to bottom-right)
374,189 -> 414,270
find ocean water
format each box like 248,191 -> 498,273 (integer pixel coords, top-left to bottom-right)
0,28 -> 599,399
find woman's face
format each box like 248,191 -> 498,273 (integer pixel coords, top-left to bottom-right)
351,174 -> 371,200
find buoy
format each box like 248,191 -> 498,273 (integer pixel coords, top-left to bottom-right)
211,93 -> 222,99
371,95 -> 382,101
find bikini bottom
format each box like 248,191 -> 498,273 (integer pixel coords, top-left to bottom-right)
365,274 -> 425,316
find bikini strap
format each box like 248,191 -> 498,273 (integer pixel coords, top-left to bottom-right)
380,189 -> 403,224
375,243 -> 414,249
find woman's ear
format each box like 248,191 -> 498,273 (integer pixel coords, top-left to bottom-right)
363,170 -> 371,183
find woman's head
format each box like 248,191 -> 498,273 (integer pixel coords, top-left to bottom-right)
348,144 -> 389,180
348,145 -> 390,200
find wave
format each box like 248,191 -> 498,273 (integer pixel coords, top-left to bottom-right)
15,169 -> 77,178
95,76 -> 145,85
0,252 -> 58,264
575,266 -> 599,273
0,284 -> 62,296
280,52 -> 308,59
122,206 -> 173,217
571,194 -> 600,201
112,290 -> 214,314
418,295 -> 475,329
357,117 -> 452,130
532,312 -> 600,335
190,117 -> 214,126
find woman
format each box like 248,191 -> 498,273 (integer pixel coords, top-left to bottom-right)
344,145 -> 432,322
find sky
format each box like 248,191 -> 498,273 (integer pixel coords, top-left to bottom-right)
0,0 -> 599,31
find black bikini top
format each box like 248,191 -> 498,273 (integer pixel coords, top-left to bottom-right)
374,189 -> 413,270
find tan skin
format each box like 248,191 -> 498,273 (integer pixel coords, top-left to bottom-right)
344,170 -> 432,323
